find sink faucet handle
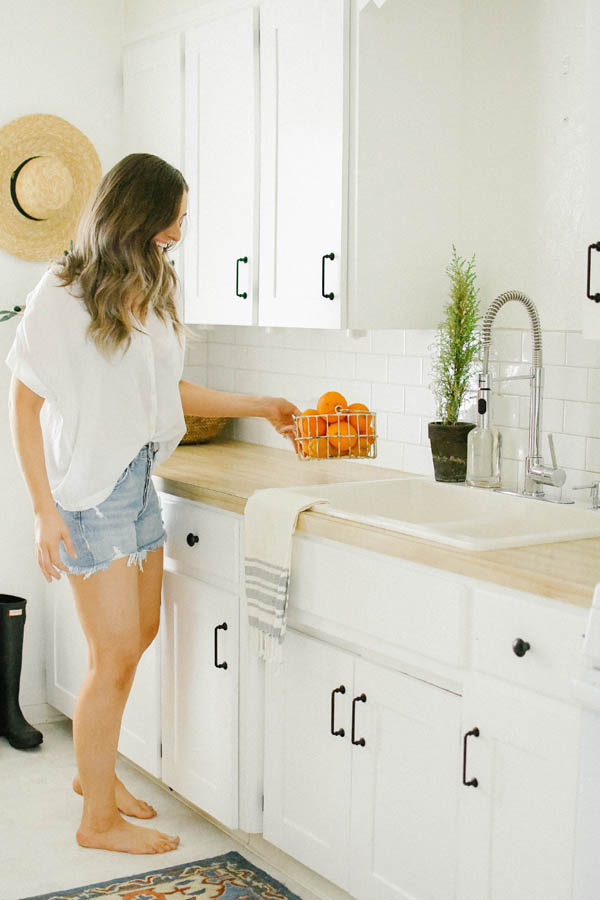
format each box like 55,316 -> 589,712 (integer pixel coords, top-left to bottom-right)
573,481 -> 600,509
548,433 -> 558,470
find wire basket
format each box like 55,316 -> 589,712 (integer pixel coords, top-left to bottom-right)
293,407 -> 377,460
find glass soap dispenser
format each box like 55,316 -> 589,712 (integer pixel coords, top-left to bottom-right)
466,373 -> 502,488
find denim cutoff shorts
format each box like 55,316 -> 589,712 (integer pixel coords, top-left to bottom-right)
55,441 -> 167,579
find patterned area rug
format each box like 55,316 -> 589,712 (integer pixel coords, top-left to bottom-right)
19,850 -> 305,900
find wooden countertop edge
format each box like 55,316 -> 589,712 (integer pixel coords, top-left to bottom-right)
153,474 -> 596,609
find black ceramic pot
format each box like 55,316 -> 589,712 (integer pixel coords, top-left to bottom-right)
428,421 -> 476,483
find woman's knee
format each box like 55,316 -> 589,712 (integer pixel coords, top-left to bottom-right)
91,644 -> 141,691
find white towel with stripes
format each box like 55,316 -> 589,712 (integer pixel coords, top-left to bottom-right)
244,487 -> 328,664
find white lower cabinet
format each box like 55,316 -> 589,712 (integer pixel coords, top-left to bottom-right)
458,676 -> 580,900
45,573 -> 162,777
160,569 -> 239,829
264,628 -> 462,900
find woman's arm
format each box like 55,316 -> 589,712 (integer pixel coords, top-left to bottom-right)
8,377 -> 77,582
178,379 -> 301,442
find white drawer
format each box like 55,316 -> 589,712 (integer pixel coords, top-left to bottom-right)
471,588 -> 586,700
158,492 -> 240,589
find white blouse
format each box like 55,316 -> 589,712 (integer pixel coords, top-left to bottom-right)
5,268 -> 186,511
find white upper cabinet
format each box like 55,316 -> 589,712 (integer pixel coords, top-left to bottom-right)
582,0 -> 600,339
123,33 -> 183,169
184,8 -> 258,326
258,0 -> 347,328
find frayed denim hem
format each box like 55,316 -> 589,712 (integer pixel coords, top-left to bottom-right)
126,533 -> 167,574
66,533 -> 167,580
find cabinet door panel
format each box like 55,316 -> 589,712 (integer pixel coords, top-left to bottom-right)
350,657 -> 461,900
161,570 -> 238,828
458,676 -> 580,900
263,629 -> 353,890
259,0 -> 347,328
184,9 -> 257,325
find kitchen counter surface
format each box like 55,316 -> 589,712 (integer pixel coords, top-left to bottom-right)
153,439 -> 600,608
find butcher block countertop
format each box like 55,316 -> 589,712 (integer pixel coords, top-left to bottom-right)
153,439 -> 600,609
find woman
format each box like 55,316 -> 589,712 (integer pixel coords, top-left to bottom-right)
6,153 -> 300,855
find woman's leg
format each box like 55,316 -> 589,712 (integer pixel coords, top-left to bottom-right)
72,546 -> 164,819
68,554 -> 179,854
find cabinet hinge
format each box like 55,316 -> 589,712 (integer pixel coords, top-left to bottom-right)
261,794 -> 264,811
160,742 -> 163,758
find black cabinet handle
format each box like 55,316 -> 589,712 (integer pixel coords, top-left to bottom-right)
186,532 -> 199,547
322,252 -> 334,300
587,242 -> 600,303
214,622 -> 228,669
236,256 -> 248,299
351,693 -> 366,746
330,685 -> 345,737
462,727 -> 480,787
512,637 -> 531,657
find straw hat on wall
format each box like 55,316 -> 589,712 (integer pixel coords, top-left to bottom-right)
0,113 -> 101,262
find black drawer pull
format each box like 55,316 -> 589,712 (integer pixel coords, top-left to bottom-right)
462,727 -> 480,787
214,622 -> 228,669
351,693 -> 366,746
512,638 -> 531,657
236,256 -> 248,299
587,242 -> 600,303
321,252 -> 335,300
186,532 -> 199,547
330,685 -> 345,737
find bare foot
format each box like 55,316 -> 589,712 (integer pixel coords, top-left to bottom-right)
72,774 -> 157,819
76,814 -> 179,854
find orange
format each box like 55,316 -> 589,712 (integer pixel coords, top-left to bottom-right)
346,402 -> 372,436
327,421 -> 358,454
307,436 -> 330,458
317,391 -> 348,424
356,423 -> 375,456
298,408 -> 327,438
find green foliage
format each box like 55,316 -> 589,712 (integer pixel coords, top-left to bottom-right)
431,246 -> 481,425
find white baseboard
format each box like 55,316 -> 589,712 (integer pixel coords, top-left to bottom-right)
24,702 -> 69,726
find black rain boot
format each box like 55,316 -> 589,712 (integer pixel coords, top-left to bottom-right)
0,595 -> 43,749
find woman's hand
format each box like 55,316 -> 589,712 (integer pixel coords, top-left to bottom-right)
34,507 -> 77,583
263,396 -> 302,449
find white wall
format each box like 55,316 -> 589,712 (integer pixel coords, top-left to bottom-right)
0,0 -> 124,718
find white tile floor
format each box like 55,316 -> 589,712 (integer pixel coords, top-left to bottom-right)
0,717 -> 354,900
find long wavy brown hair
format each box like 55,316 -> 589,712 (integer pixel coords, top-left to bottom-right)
54,153 -> 193,358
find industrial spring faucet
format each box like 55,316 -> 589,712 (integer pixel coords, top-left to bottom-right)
480,290 -> 567,499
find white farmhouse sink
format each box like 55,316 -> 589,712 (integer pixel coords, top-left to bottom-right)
292,478 -> 600,550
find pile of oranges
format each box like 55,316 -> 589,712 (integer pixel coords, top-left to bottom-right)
295,391 -> 376,459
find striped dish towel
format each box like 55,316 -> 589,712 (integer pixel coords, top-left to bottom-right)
244,487 -> 328,663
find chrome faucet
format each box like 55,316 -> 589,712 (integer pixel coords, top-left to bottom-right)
480,290 -> 567,500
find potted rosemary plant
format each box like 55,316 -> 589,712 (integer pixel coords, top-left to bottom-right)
428,246 -> 481,482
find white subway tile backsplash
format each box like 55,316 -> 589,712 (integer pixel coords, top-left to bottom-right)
489,330 -> 522,362
388,355 -> 421,386
356,353 -> 388,383
405,386 -> 436,417
586,438 -> 600,473
565,333 -> 600,368
564,401 -> 600,439
208,342 -> 246,369
402,443 -> 435,477
371,383 -> 405,412
371,330 -> 405,355
522,331 -> 566,366
386,413 -> 421,445
544,365 -> 588,401
518,397 -> 564,434
325,351 -> 356,380
203,323 -> 600,484
405,329 -> 437,357
548,432 -> 586,471
207,366 -> 235,392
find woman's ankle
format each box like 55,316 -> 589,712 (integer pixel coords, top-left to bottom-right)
79,805 -> 122,833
